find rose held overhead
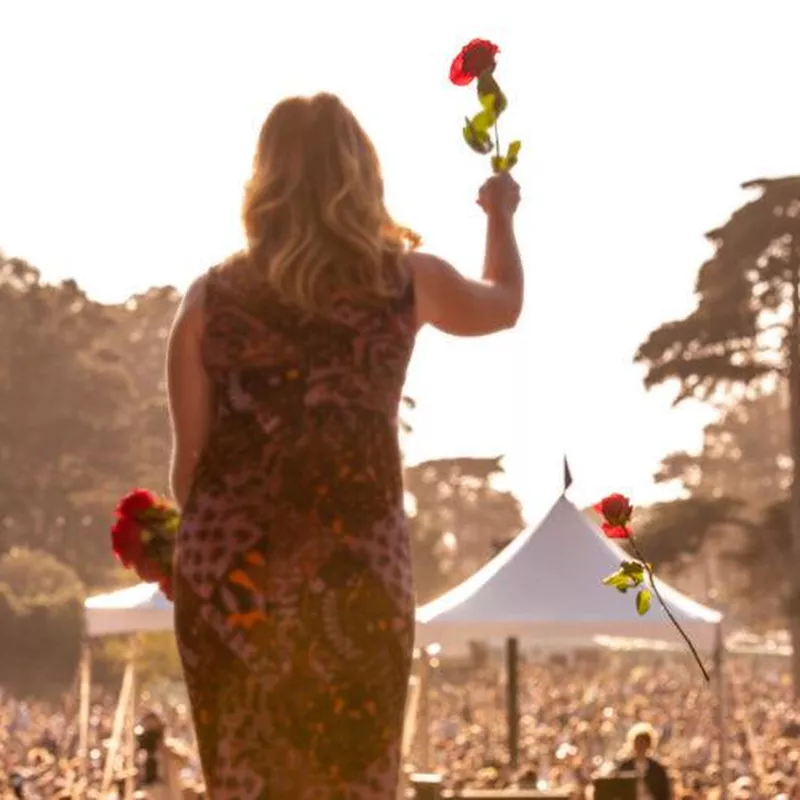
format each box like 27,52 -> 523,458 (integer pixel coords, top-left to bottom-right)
449,39 -> 521,173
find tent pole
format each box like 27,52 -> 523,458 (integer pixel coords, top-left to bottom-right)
77,639 -> 91,780
125,659 -> 136,800
101,660 -> 134,794
715,623 -> 728,800
400,671 -> 422,800
506,637 -> 519,769
418,647 -> 432,772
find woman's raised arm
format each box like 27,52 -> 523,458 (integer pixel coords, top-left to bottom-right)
410,171 -> 524,336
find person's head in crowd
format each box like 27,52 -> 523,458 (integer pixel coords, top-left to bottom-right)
140,710 -> 165,732
136,710 -> 166,749
626,722 -> 658,760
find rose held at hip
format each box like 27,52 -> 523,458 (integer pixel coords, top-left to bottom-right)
449,39 -> 500,86
109,487 -> 179,597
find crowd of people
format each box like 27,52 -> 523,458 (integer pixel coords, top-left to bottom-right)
0,685 -> 202,799
2,650 -> 798,799
417,649 -> 799,799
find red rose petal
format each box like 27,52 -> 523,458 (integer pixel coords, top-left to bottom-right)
111,516 -> 143,567
449,53 -> 474,86
449,38 -> 500,86
116,488 -> 158,519
602,522 -> 630,539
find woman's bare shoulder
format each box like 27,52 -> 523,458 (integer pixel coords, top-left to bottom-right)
181,253 -> 250,311
402,250 -> 458,295
183,275 -> 207,307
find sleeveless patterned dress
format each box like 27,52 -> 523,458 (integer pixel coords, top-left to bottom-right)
173,259 -> 417,799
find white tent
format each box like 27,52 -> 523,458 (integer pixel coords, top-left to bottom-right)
84,582 -> 173,638
416,495 -> 723,652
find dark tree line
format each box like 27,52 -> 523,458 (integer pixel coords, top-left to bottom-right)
0,256 -> 175,586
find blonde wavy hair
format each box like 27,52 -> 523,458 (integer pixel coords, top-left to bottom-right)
242,93 -> 420,313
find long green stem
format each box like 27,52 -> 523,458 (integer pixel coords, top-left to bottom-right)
628,534 -> 711,682
494,121 -> 501,169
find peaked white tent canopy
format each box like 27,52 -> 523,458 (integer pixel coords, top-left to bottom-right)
416,496 -> 723,652
84,582 -> 173,638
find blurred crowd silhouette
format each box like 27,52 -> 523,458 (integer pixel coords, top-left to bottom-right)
3,651 -> 800,799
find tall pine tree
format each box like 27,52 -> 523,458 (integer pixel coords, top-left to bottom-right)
635,176 -> 800,691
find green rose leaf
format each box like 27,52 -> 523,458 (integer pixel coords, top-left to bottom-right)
506,140 -> 522,169
619,560 -> 645,585
463,118 -> 493,154
601,569 -> 623,586
602,569 -> 634,590
636,588 -> 652,616
162,514 -> 181,534
470,108 -> 497,134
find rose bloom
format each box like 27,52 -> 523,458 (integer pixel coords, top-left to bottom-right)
595,493 -> 633,538
116,488 -> 158,518
449,38 -> 500,86
111,516 -> 143,567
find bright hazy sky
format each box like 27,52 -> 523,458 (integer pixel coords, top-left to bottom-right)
2,1 -> 798,523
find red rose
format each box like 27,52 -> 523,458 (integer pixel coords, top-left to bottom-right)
111,516 -> 143,567
595,493 -> 634,538
601,523 -> 630,540
449,38 -> 500,86
116,488 -> 158,519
